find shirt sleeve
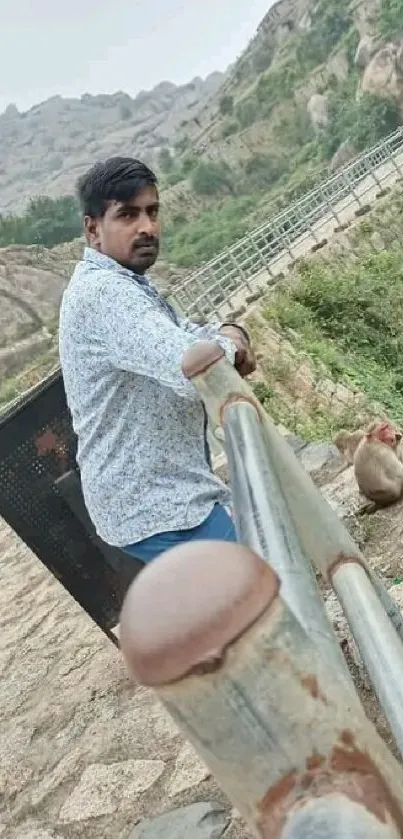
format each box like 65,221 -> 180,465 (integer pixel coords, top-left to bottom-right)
97,276 -> 236,401
180,317 -> 251,346
179,318 -> 223,341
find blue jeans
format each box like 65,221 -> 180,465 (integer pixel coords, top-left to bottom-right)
123,503 -> 237,564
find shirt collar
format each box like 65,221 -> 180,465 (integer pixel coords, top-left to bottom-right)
83,246 -> 151,287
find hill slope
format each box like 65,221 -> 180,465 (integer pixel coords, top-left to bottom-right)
158,0 -> 403,266
2,0 -> 403,270
0,73 -> 224,213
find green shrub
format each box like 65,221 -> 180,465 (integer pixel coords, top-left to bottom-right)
165,169 -> 184,187
0,195 -> 81,248
219,94 -> 234,116
274,106 -> 314,150
190,161 -> 236,196
158,148 -> 175,173
262,247 -> 403,423
243,153 -> 287,190
163,194 -> 256,266
378,0 -> 403,38
294,251 -> 403,369
296,0 -> 352,73
251,44 -> 273,74
320,81 -> 400,158
255,64 -> 297,108
235,96 -> 259,128
221,119 -> 239,138
181,153 -> 198,175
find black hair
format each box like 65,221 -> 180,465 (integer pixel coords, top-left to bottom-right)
77,157 -> 158,217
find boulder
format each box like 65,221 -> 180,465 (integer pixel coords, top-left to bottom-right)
361,40 -> 403,116
130,802 -> 230,839
307,93 -> 329,133
354,35 -> 381,70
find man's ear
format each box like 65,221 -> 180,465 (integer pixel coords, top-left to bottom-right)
84,215 -> 100,247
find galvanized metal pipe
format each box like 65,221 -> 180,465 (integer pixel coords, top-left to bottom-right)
331,560 -> 403,758
181,342 -> 403,645
258,395 -> 403,644
224,400 -> 352,688
119,543 -> 403,839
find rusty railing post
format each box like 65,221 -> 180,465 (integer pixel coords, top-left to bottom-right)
120,542 -> 403,838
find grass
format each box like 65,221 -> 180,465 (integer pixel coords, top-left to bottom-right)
247,215 -> 403,439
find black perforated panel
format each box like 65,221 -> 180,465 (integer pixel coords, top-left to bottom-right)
0,370 -> 142,642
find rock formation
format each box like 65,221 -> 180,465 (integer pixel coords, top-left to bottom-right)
307,93 -> 329,133
0,74 -> 225,213
361,38 -> 403,117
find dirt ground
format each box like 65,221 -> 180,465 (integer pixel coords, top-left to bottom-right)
1,451 -> 403,838
0,518 -> 247,839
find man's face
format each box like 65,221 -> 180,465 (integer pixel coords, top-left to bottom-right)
85,185 -> 160,273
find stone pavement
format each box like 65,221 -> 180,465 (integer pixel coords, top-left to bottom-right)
0,518 -> 248,839
2,435 -> 402,838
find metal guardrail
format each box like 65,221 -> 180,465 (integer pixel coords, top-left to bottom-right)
171,127 -> 403,321
119,340 -> 403,837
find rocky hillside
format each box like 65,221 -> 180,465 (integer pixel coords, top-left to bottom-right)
159,0 -> 403,265
0,73 -> 224,213
1,0 -> 403,268
2,0 -> 403,412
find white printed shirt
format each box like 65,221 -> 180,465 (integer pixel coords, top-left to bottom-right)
59,247 -> 235,547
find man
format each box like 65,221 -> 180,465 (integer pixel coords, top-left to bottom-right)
59,157 -> 256,564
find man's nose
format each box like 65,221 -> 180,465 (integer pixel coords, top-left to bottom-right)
136,211 -> 155,235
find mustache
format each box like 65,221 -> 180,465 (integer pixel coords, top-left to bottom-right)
133,236 -> 159,249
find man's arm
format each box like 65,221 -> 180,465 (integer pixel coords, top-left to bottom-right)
97,277 -> 236,401
180,317 -> 248,343
180,319 -> 256,378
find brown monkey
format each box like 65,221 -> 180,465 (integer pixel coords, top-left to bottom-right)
353,421 -> 403,508
334,420 -> 403,465
333,428 -> 366,465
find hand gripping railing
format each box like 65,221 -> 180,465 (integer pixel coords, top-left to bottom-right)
119,341 -> 403,837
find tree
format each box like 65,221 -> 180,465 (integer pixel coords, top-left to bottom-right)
320,84 -> 400,159
0,194 -> 82,248
252,45 -> 273,74
191,161 -> 236,196
219,94 -> 234,116
181,153 -> 198,175
351,94 -> 400,150
379,0 -> 403,38
243,153 -> 286,190
296,0 -> 352,73
158,148 -> 175,173
235,97 -> 259,128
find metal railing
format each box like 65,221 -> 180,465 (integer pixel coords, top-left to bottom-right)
170,127 -> 403,321
119,340 -> 403,837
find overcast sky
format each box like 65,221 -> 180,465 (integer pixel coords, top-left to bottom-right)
1,0 -> 274,114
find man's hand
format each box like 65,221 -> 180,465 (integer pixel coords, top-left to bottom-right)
219,325 -> 256,378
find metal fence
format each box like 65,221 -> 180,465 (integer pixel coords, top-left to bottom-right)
120,341 -> 403,837
170,127 -> 403,321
